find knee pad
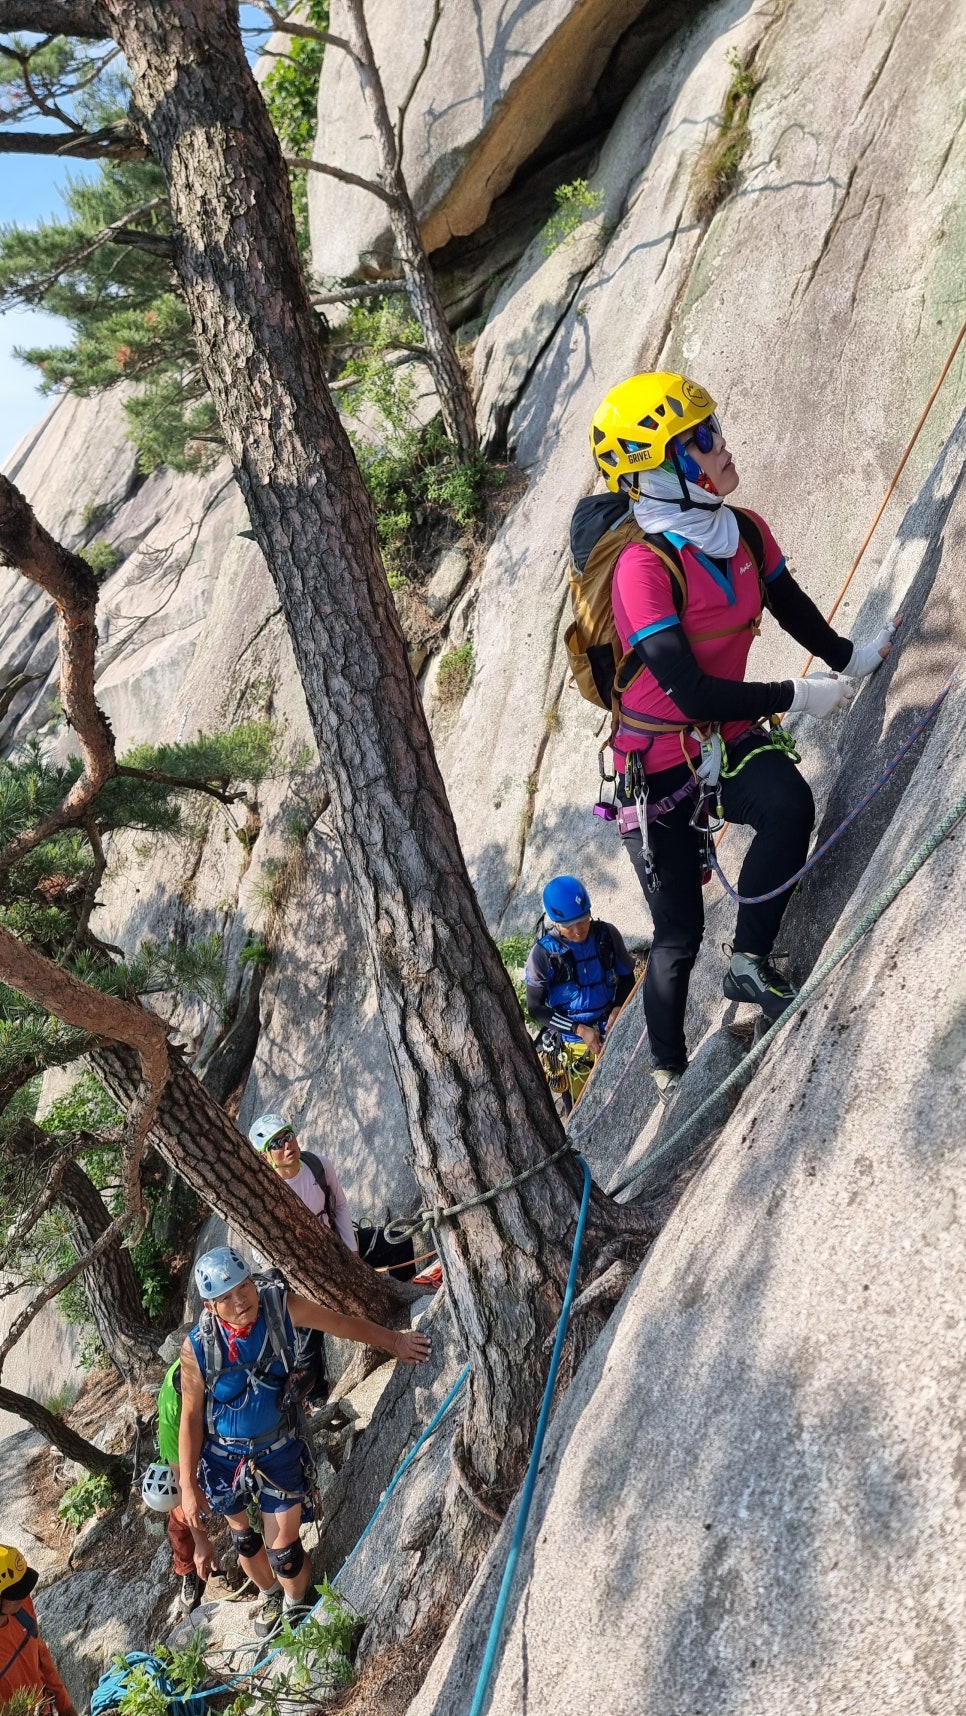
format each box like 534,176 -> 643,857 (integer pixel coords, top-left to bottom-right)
267,1538 -> 305,1580
229,1522 -> 263,1560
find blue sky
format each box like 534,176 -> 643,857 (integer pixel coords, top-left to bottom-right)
1,7 -> 271,466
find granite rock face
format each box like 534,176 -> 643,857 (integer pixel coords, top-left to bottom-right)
308,0 -> 657,281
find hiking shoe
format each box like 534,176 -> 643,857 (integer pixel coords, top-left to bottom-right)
723,952 -> 797,1022
180,1571 -> 206,1612
281,1586 -> 323,1628
254,1585 -> 284,1638
652,1067 -> 684,1104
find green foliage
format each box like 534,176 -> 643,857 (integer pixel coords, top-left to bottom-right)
120,722 -> 282,788
436,641 -> 474,706
42,1070 -> 122,1138
0,1687 -> 47,1716
542,178 -> 605,255
354,417 -> 488,574
261,0 -> 329,256
124,933 -> 228,1014
58,1471 -> 117,1530
496,933 -> 531,1009
341,298 -> 423,430
238,935 -> 271,968
691,47 -> 762,221
42,1383 -> 78,1414
80,540 -> 122,581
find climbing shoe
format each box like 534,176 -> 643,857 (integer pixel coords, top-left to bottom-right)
179,1571 -> 206,1612
652,1067 -> 684,1104
254,1584 -> 285,1638
723,951 -> 796,1022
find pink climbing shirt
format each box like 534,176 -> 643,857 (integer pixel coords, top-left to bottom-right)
611,507 -> 786,773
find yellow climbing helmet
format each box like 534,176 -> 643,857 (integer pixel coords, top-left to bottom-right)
0,1544 -> 29,1593
589,371 -> 717,498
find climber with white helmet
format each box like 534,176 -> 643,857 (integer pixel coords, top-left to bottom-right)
587,371 -> 900,1098
178,1245 -> 430,1638
525,876 -> 636,1111
249,1111 -> 420,1284
140,1358 -> 221,1612
248,1114 -> 357,1253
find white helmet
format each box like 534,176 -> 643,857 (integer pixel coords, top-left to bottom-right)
141,1463 -> 179,1513
248,1113 -> 291,1152
194,1245 -> 251,1300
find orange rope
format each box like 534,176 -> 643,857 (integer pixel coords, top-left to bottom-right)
800,310 -> 966,672
375,1247 -> 438,1274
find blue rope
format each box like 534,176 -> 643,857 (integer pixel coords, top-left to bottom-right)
467,1155 -> 593,1716
195,1365 -> 471,1698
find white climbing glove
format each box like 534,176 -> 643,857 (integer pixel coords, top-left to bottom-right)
788,673 -> 856,720
844,621 -> 897,679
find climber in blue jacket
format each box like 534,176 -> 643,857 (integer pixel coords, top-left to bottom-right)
526,876 -> 636,1108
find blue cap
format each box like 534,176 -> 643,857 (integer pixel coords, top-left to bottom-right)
542,875 -> 591,926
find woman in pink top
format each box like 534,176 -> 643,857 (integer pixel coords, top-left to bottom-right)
590,372 -> 898,1095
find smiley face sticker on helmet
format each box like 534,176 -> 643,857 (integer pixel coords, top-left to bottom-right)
680,379 -> 713,411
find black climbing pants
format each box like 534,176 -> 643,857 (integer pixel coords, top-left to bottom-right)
620,730 -> 815,1070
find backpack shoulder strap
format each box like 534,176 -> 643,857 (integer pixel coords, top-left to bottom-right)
0,1607 -> 39,1683
299,1151 -> 337,1228
640,533 -> 689,617
594,921 -> 615,973
730,506 -> 765,575
257,1281 -> 293,1374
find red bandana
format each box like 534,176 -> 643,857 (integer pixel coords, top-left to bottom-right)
218,1317 -> 256,1363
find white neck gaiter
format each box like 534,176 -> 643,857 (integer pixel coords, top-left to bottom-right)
633,467 -> 740,560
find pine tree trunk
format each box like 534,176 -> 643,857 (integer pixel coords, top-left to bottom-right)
2,1122 -> 158,1378
0,1382 -> 129,1480
341,0 -> 479,456
92,0 -> 651,1503
93,1041 -> 405,1325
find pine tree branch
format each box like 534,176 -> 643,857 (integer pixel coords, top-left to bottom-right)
5,198 -> 168,307
0,474 -> 116,874
250,2 -> 354,58
311,278 -> 404,306
0,924 -> 170,1260
0,1205 -> 129,1372
395,0 -> 440,173
107,227 -> 174,256
0,1 -> 109,35
0,125 -> 147,159
0,1130 -> 92,1273
284,154 -> 398,207
115,762 -> 248,806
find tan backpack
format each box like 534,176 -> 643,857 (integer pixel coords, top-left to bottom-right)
564,495 -> 766,723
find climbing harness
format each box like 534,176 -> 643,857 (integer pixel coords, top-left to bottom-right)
537,1032 -> 596,1106
625,750 -> 660,889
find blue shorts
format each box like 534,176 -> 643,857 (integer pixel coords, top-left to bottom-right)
199,1435 -> 315,1518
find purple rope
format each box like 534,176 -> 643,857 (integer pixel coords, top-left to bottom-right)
711,666 -> 960,906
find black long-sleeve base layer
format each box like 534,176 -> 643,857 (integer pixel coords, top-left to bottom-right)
632,567 -> 853,727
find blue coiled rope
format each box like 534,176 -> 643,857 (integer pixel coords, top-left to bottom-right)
467,1154 -> 593,1716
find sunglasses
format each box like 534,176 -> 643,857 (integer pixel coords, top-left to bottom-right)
680,413 -> 722,455
266,1130 -> 296,1151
